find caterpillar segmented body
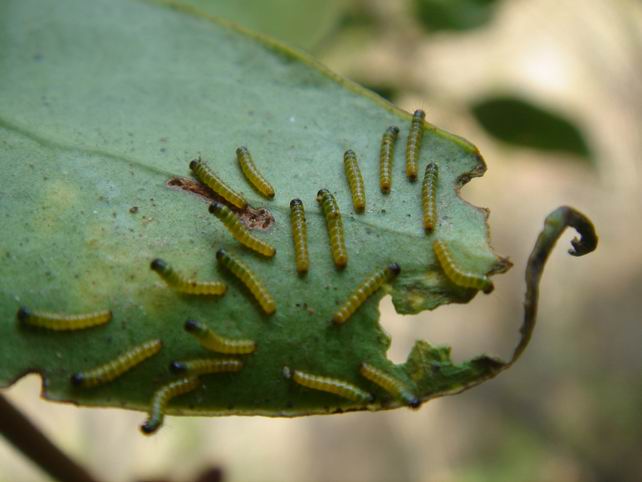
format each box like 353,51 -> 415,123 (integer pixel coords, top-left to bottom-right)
170,357 -> 243,376
379,126 -> 399,193
405,109 -> 426,181
332,264 -> 400,324
432,239 -> 494,293
316,189 -> 347,268
216,249 -> 276,315
16,307 -> 111,331
150,259 -> 226,295
316,188 -> 340,218
209,202 -> 276,257
343,150 -> 365,212
71,339 -> 162,388
422,162 -> 438,232
189,158 -> 247,209
289,199 -> 309,274
184,319 -> 256,355
236,146 -> 275,199
359,362 -> 420,408
287,369 -> 373,403
140,376 -> 201,435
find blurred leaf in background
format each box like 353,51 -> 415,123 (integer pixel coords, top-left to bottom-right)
471,95 -> 592,161
174,0 -> 350,50
414,0 -> 502,32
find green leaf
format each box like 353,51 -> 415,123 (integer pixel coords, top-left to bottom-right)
471,95 -> 592,161
0,0 -> 512,425
414,0 -> 501,32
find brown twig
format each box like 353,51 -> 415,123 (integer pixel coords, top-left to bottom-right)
509,205 -> 599,365
0,393 -> 105,482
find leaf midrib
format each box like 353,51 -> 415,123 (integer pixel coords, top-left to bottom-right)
0,113 -> 432,242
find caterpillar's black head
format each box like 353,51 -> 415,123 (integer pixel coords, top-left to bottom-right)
184,319 -> 200,333
70,373 -> 84,386
16,306 -> 31,323
208,202 -> 223,214
387,263 -> 401,276
169,361 -> 187,374
150,258 -> 167,272
140,421 -> 158,435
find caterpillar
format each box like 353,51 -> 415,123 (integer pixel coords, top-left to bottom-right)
343,150 -> 365,212
316,189 -> 347,268
289,199 -> 309,274
209,202 -> 276,257
405,109 -> 426,181
140,376 -> 201,435
170,357 -> 243,376
359,362 -> 420,408
16,307 -> 111,331
315,188 -> 340,219
150,258 -> 226,295
432,239 -> 494,293
236,146 -> 275,199
189,158 -> 247,209
286,368 -> 373,403
216,249 -> 276,315
379,126 -> 399,194
422,162 -> 438,232
332,263 -> 401,325
71,339 -> 162,388
184,319 -> 256,355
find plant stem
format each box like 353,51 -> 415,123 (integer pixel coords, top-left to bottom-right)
0,393 -> 105,482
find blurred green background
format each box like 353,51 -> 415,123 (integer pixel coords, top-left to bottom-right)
1,0 -> 641,481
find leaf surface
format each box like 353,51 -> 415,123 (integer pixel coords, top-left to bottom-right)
0,0 -> 510,420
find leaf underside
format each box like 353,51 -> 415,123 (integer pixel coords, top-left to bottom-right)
0,0 -> 514,420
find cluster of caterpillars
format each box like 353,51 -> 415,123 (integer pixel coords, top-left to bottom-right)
15,109 -> 494,433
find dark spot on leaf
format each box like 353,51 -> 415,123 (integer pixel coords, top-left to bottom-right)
129,206 -> 138,214
166,176 -> 274,230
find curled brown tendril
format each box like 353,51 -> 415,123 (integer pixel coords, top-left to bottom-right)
509,205 -> 598,365
441,205 -> 599,397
